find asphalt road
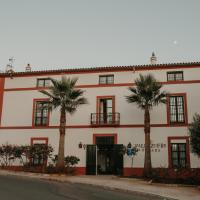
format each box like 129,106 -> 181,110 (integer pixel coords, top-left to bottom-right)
0,175 -> 171,200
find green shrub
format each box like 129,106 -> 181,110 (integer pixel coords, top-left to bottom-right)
65,156 -> 80,167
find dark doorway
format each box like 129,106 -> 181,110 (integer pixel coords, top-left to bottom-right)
86,136 -> 123,175
86,145 -> 96,175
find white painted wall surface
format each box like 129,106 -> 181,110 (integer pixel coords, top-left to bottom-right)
2,82 -> 200,126
1,66 -> 200,170
4,67 -> 200,89
0,127 -> 199,168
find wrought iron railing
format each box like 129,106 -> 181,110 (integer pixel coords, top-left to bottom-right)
91,113 -> 120,126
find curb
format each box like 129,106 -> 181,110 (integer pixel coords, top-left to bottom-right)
65,180 -> 178,200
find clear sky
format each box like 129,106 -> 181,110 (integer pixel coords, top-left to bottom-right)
0,0 -> 200,71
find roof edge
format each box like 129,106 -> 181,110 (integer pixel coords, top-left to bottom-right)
1,61 -> 200,77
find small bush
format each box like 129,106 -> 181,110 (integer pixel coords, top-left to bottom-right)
0,143 -> 53,172
150,167 -> 200,185
65,156 -> 80,167
45,164 -> 59,174
49,155 -> 80,174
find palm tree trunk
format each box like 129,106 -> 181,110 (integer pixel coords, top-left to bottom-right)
56,106 -> 66,171
144,106 -> 152,177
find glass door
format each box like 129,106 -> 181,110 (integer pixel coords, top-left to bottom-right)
99,98 -> 113,124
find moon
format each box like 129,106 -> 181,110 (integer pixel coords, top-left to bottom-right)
173,40 -> 178,45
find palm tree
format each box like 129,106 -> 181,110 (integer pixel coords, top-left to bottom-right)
126,74 -> 167,177
40,76 -> 87,170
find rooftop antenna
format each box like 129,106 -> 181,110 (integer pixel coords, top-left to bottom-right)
6,57 -> 15,78
6,57 -> 15,71
9,57 -> 15,64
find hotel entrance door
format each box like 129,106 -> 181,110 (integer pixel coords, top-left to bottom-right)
86,136 -> 123,175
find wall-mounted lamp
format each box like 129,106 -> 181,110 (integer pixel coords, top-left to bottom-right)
78,142 -> 83,149
127,142 -> 132,148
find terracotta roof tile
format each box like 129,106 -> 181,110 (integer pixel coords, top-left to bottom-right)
1,61 -> 200,77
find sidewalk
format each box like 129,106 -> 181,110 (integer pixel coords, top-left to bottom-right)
0,170 -> 199,200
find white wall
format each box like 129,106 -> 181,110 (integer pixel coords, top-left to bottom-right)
2,81 -> 200,126
1,66 -> 200,169
0,127 -> 199,168
4,67 -> 200,89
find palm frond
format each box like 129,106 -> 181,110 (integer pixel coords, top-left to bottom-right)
126,74 -> 167,109
49,77 -> 59,89
69,77 -> 78,88
153,92 -> 168,106
39,76 -> 88,115
39,90 -> 55,98
65,97 -> 88,114
128,87 -> 137,94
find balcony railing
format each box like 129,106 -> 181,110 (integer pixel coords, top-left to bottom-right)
91,113 -> 120,126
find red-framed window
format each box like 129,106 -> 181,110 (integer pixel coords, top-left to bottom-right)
167,93 -> 188,125
30,137 -> 48,166
167,71 -> 184,81
32,99 -> 50,127
168,137 -> 190,169
96,96 -> 115,124
99,75 -> 114,85
36,78 -> 50,88
97,96 -> 115,113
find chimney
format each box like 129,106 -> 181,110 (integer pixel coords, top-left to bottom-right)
25,63 -> 31,72
150,52 -> 157,64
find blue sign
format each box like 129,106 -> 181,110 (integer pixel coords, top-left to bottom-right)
127,147 -> 137,156
127,148 -> 133,156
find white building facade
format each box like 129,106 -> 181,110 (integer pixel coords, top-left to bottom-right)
0,62 -> 200,176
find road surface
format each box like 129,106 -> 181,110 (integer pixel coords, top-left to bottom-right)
0,175 -> 172,200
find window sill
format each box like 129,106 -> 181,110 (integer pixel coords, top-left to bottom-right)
36,86 -> 50,89
91,123 -> 120,127
169,123 -> 188,126
166,80 -> 184,84
98,83 -> 114,86
33,125 -> 49,128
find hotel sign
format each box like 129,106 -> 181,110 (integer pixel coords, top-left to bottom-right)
132,143 -> 167,153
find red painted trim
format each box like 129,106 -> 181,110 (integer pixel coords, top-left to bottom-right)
4,79 -> 200,92
161,80 -> 200,85
4,84 -> 133,91
3,166 -> 198,178
93,133 -> 117,144
0,78 -> 5,126
78,83 -> 133,88
0,166 -> 43,172
32,98 -> 50,128
135,64 -> 200,71
74,167 -> 86,175
123,167 -> 200,179
123,168 -> 144,177
0,123 -> 191,129
168,136 -> 190,168
5,87 -> 46,92
166,93 -> 188,125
